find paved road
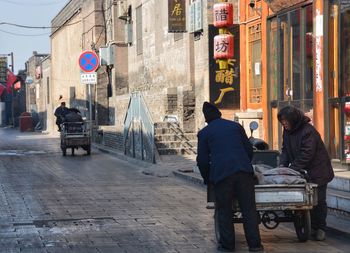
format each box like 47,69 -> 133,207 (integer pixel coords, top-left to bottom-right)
0,128 -> 349,253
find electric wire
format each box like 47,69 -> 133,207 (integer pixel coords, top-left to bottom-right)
0,28 -> 51,36
0,20 -> 82,29
0,0 -> 65,6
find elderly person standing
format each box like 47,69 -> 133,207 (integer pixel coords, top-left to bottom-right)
277,106 -> 334,241
196,102 -> 263,252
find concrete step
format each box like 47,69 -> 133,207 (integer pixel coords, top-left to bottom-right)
154,122 -> 180,128
158,147 -> 197,156
155,133 -> 197,142
328,170 -> 350,193
156,141 -> 197,149
327,188 -> 350,214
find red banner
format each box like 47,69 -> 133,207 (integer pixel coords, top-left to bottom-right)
6,68 -> 17,93
0,83 -> 6,96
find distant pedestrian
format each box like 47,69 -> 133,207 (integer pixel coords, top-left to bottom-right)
54,102 -> 69,131
196,102 -> 263,252
278,106 -> 334,241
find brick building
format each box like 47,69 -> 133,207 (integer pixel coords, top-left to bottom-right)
47,0 -> 350,167
25,52 -> 49,129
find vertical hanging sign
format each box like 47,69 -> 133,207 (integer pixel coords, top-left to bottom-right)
315,9 -> 323,92
168,0 -> 186,32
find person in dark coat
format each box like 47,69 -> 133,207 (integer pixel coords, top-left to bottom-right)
54,102 -> 70,131
277,106 -> 334,241
197,102 -> 263,252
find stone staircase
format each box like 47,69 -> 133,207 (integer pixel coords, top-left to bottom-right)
154,122 -> 197,156
327,168 -> 350,216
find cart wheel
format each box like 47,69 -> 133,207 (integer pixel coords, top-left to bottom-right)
261,211 -> 279,229
214,206 -> 221,243
294,210 -> 311,242
62,148 -> 66,156
71,148 -> 75,156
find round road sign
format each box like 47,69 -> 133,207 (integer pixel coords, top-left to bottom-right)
79,50 -> 100,73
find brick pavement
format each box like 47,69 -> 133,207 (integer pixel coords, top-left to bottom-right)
0,128 -> 349,253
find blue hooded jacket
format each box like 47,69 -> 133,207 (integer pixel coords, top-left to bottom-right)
196,102 -> 254,185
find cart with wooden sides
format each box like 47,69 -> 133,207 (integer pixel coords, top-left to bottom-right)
60,121 -> 91,156
207,150 -> 318,243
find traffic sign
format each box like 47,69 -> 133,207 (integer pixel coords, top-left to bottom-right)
79,50 -> 100,73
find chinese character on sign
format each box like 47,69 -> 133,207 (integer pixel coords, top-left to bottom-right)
215,39 -> 229,53
214,59 -> 236,104
214,8 -> 228,22
172,1 -> 183,16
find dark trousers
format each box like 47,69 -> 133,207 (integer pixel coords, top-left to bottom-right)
311,184 -> 328,231
214,171 -> 261,250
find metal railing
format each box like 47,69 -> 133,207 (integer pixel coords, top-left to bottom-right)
123,91 -> 155,163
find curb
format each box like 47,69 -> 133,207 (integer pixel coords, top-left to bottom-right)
173,170 -> 205,188
92,144 -> 153,168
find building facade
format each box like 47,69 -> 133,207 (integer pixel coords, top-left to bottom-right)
47,0 -> 350,167
25,51 -> 49,129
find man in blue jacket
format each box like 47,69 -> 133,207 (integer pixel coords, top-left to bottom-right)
197,102 -> 263,252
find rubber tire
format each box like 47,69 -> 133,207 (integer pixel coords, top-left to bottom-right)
71,148 -> 75,156
294,210 -> 311,242
62,148 -> 66,156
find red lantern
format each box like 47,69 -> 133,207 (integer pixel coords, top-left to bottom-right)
345,102 -> 350,117
14,81 -> 21,90
213,3 -> 233,28
214,34 -> 234,59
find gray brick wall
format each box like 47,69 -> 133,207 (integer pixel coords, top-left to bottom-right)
103,130 -> 124,151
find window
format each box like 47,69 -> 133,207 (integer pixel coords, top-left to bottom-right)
272,6 -> 313,110
290,9 -> 301,100
136,5 -> 143,55
305,5 -> 313,99
268,4 -> 314,149
46,77 -> 50,104
248,23 -> 262,104
268,18 -> 278,101
341,8 -> 350,96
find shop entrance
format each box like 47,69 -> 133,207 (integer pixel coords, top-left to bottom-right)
267,4 -> 313,151
328,1 -> 350,163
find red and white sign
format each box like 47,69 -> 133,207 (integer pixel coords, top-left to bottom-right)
79,51 -> 100,73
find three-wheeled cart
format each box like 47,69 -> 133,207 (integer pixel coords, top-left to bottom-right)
60,121 -> 91,156
208,150 -> 318,242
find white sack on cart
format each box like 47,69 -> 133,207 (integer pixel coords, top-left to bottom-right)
254,165 -> 306,185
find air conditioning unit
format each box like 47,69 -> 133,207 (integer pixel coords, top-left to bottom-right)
99,46 -> 115,66
125,22 -> 133,44
117,0 -> 128,20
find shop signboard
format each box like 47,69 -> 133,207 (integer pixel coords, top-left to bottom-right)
208,25 -> 240,109
168,0 -> 186,32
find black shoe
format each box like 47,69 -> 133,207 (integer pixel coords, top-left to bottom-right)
217,245 -> 235,252
249,245 -> 264,252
